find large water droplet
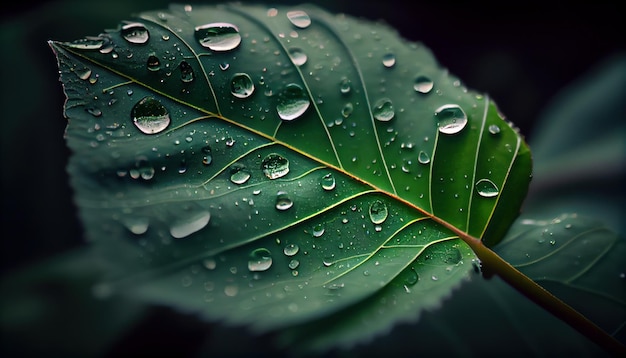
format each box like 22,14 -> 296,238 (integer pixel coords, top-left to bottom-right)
275,191 -> 293,211
368,200 -> 388,224
283,244 -> 299,256
288,48 -> 308,66
169,210 -> 211,238
286,10 -> 311,28
320,173 -> 336,191
131,96 -> 170,134
248,248 -> 272,272
179,60 -> 194,82
476,179 -> 499,198
373,98 -> 395,122
402,266 -> 419,286
229,164 -> 251,185
276,83 -> 310,121
413,75 -> 434,94
230,73 -> 255,98
418,150 -> 430,165
121,22 -> 150,44
382,53 -> 396,68
194,23 -> 241,51
434,104 -> 468,134
261,153 -> 289,179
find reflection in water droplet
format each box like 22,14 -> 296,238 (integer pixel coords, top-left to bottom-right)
476,179 -> 499,198
121,22 -> 150,44
488,124 -> 501,135
286,10 -> 311,28
369,200 -> 388,224
341,102 -> 353,118
261,153 -> 289,179
248,248 -> 272,272
434,104 -> 468,134
169,210 -> 211,239
320,173 -> 336,191
339,77 -> 351,94
201,145 -> 212,165
283,243 -> 299,256
229,164 -> 251,185
413,76 -> 434,94
276,83 -> 310,121
312,224 -> 325,237
418,151 -> 430,165
194,23 -> 241,51
230,73 -> 255,98
275,191 -> 293,211
288,48 -> 308,66
131,96 -> 170,134
382,53 -> 396,68
373,98 -> 395,122
147,54 -> 161,71
179,60 -> 194,82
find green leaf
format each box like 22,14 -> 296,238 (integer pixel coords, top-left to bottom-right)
49,3 -> 530,347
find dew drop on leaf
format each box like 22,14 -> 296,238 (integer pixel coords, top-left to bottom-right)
368,199 -> 388,224
339,77 -> 351,94
65,37 -> 104,50
413,75 -> 434,94
488,124 -> 501,135
201,145 -> 213,165
288,259 -> 300,270
283,243 -> 299,256
169,210 -> 211,239
131,96 -> 170,134
288,47 -> 308,66
418,150 -> 430,165
402,266 -> 419,286
122,217 -> 149,235
146,54 -> 161,71
320,173 -> 336,191
341,102 -> 354,118
434,104 -> 467,134
121,22 -> 150,44
475,178 -> 499,198
248,248 -> 273,272
312,223 -> 325,237
275,191 -> 293,211
229,164 -> 251,185
230,73 -> 255,98
179,60 -> 194,82
382,53 -> 396,68
286,10 -> 311,28
194,22 -> 241,51
373,98 -> 395,122
276,83 -> 310,121
261,153 -> 289,179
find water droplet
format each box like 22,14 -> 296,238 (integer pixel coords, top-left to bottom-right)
368,200 -> 388,225
286,10 -> 311,28
402,266 -> 419,286
219,62 -> 230,71
131,96 -> 170,134
203,258 -> 217,270
475,179 -> 499,198
179,60 -> 194,82
194,23 -> 241,51
121,22 -> 150,44
488,124 -> 501,135
288,259 -> 300,270
373,98 -> 395,122
224,284 -> 238,297
229,163 -> 251,185
288,47 -> 308,66
225,138 -> 236,147
434,104 -> 468,134
65,37 -> 104,50
413,75 -> 434,94
283,243 -> 299,256
147,54 -> 161,71
248,248 -> 272,272
312,224 -> 325,237
320,173 -> 336,191
169,210 -> 211,239
275,191 -> 293,211
201,145 -> 213,165
418,150 -> 430,165
276,83 -> 310,121
230,73 -> 255,98
339,77 -> 351,94
123,217 -> 149,235
382,53 -> 396,68
261,153 -> 289,179
341,102 -> 354,118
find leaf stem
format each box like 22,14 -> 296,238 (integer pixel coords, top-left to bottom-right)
464,238 -> 626,357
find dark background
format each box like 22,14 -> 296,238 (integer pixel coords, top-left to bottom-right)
1,0 -> 624,356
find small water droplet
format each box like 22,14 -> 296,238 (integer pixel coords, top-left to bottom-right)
225,138 -> 236,147
201,145 -> 213,165
288,259 -> 300,270
261,153 -> 289,179
203,258 -> 217,270
194,23 -> 241,51
65,37 -> 104,50
179,60 -> 194,82
219,62 -> 230,71
123,217 -> 149,235
230,73 -> 255,98
312,224 -> 325,237
476,179 -> 499,198
341,102 -> 354,118
224,284 -> 238,297
368,200 -> 388,224
288,47 -> 308,66
275,191 -> 293,211
286,10 -> 311,28
229,164 -> 251,185
248,248 -> 272,272
373,98 -> 395,122
169,210 -> 211,239
434,104 -> 468,134
431,275 -> 439,281
131,96 -> 170,134
403,266 -> 419,286
339,77 -> 351,94
276,83 -> 310,121
414,75 -> 434,94
121,22 -> 150,44
146,54 -> 161,71
418,151 -> 430,165
320,173 -> 336,191
488,124 -> 501,135
283,244 -> 299,256
382,53 -> 396,68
